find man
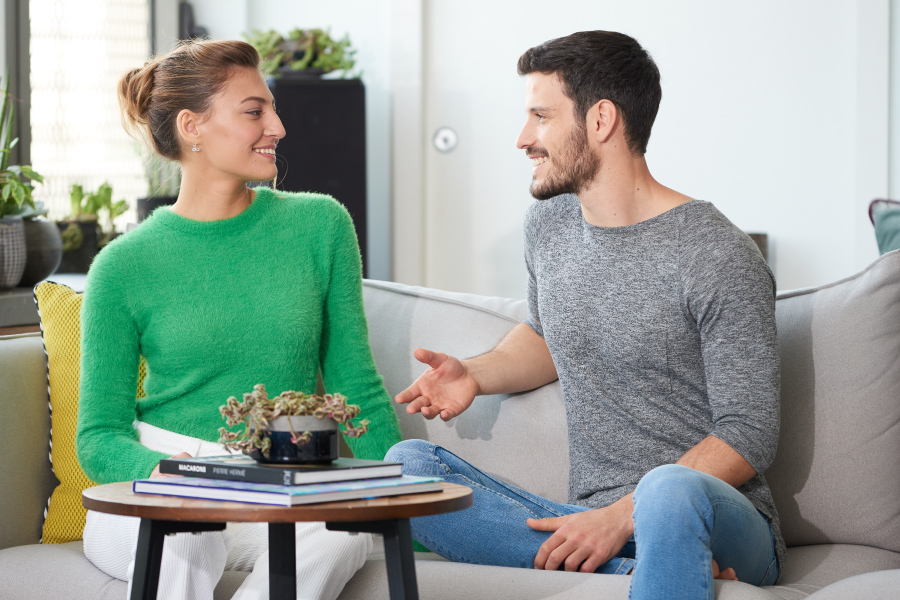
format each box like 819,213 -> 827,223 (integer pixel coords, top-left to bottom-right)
385,31 -> 782,599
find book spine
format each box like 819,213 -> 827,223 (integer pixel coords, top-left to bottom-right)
158,460 -> 289,485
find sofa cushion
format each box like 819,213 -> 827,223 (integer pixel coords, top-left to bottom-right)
33,281 -> 147,544
362,280 -> 569,504
802,569 -> 900,600
772,544 -> 900,599
0,541 -> 247,600
766,250 -> 900,552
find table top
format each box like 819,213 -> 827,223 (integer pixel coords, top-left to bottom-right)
83,481 -> 472,523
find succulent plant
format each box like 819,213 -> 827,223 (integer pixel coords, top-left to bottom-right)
243,28 -> 358,78
218,383 -> 370,457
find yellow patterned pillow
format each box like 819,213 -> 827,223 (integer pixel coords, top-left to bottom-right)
34,281 -> 146,543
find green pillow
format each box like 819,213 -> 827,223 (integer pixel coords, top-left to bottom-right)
871,200 -> 900,255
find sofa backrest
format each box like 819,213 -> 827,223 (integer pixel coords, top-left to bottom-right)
766,250 -> 900,553
364,251 -> 900,553
362,281 -> 570,504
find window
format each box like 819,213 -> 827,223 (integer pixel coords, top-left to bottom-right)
30,0 -> 150,224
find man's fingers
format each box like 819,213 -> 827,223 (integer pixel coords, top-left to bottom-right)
394,382 -> 422,405
414,348 -> 447,370
563,547 -> 591,572
531,523 -> 568,569
543,540 -> 578,571
404,395 -> 433,415
420,404 -> 441,420
526,515 -> 568,532
578,553 -> 607,574
718,567 -> 738,581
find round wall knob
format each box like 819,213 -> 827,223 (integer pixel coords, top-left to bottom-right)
433,127 -> 458,153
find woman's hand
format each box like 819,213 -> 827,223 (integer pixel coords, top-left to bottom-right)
150,452 -> 192,478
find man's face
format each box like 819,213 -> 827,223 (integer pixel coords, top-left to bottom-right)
515,73 -> 600,200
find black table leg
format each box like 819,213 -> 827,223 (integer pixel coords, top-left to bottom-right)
327,519 -> 419,600
268,523 -> 297,599
130,519 -> 226,600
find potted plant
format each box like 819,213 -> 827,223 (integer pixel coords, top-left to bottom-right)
137,153 -> 180,222
243,28 -> 358,80
218,384 -> 370,464
0,75 -> 43,289
56,182 -> 127,273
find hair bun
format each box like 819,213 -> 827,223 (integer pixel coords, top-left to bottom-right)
118,62 -> 156,126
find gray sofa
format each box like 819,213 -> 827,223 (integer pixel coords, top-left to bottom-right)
2,253 -> 900,599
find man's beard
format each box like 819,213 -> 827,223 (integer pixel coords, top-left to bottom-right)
528,123 -> 601,201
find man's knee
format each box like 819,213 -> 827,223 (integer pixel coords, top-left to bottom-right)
634,464 -> 714,517
384,439 -> 438,474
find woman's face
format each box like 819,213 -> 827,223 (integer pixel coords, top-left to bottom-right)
193,66 -> 286,184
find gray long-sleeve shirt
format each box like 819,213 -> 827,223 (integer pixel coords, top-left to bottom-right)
524,195 -> 784,569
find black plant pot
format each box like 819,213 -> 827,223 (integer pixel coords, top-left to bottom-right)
56,221 -> 99,274
20,218 -> 63,287
137,196 -> 177,222
249,416 -> 339,465
274,66 -> 325,81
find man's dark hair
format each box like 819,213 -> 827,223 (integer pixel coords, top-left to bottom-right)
517,31 -> 661,156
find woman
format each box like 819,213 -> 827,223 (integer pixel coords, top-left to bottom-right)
76,39 -> 402,600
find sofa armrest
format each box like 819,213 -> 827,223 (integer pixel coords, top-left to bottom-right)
0,333 -> 57,549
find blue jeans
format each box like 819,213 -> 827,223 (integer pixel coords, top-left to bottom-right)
385,440 -> 779,600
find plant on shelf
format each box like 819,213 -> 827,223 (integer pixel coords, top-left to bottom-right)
243,28 -> 358,79
0,77 -> 43,220
218,384 -> 370,461
65,182 -> 128,248
0,73 -> 43,289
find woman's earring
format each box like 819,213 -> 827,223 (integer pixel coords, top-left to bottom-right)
192,142 -> 200,153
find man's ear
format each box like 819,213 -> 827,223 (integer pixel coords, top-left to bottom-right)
175,109 -> 200,149
586,99 -> 619,145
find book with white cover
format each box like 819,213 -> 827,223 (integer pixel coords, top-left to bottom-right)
133,475 -> 443,506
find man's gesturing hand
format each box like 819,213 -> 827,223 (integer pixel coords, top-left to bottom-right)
527,494 -> 634,573
394,348 -> 479,421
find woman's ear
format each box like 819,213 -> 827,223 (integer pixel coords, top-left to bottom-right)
175,109 -> 200,148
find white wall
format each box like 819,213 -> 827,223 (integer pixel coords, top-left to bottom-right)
418,0 -> 888,297
190,0 -> 394,281
189,0 -> 892,295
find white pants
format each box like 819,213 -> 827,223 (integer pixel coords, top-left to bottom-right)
82,423 -> 374,600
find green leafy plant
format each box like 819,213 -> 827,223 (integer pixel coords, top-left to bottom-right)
0,74 -> 43,218
243,28 -> 358,78
218,384 -> 370,457
67,182 -> 128,247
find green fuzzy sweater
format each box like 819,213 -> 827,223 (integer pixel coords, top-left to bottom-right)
76,188 -> 402,484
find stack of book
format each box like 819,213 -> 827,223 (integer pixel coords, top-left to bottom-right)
133,455 -> 442,506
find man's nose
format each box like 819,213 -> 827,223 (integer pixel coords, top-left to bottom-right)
515,123 -> 534,150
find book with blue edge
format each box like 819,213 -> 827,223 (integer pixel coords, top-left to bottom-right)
133,475 -> 443,506
159,455 -> 402,486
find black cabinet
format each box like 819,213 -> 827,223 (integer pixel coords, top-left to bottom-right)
270,78 -> 368,275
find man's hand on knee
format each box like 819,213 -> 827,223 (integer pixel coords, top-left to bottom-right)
528,494 -> 634,573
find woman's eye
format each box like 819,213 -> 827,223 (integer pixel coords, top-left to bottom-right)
248,110 -> 262,116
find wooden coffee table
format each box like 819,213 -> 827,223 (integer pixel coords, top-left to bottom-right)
83,481 -> 472,600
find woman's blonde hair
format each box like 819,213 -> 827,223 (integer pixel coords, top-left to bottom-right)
118,39 -> 260,160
